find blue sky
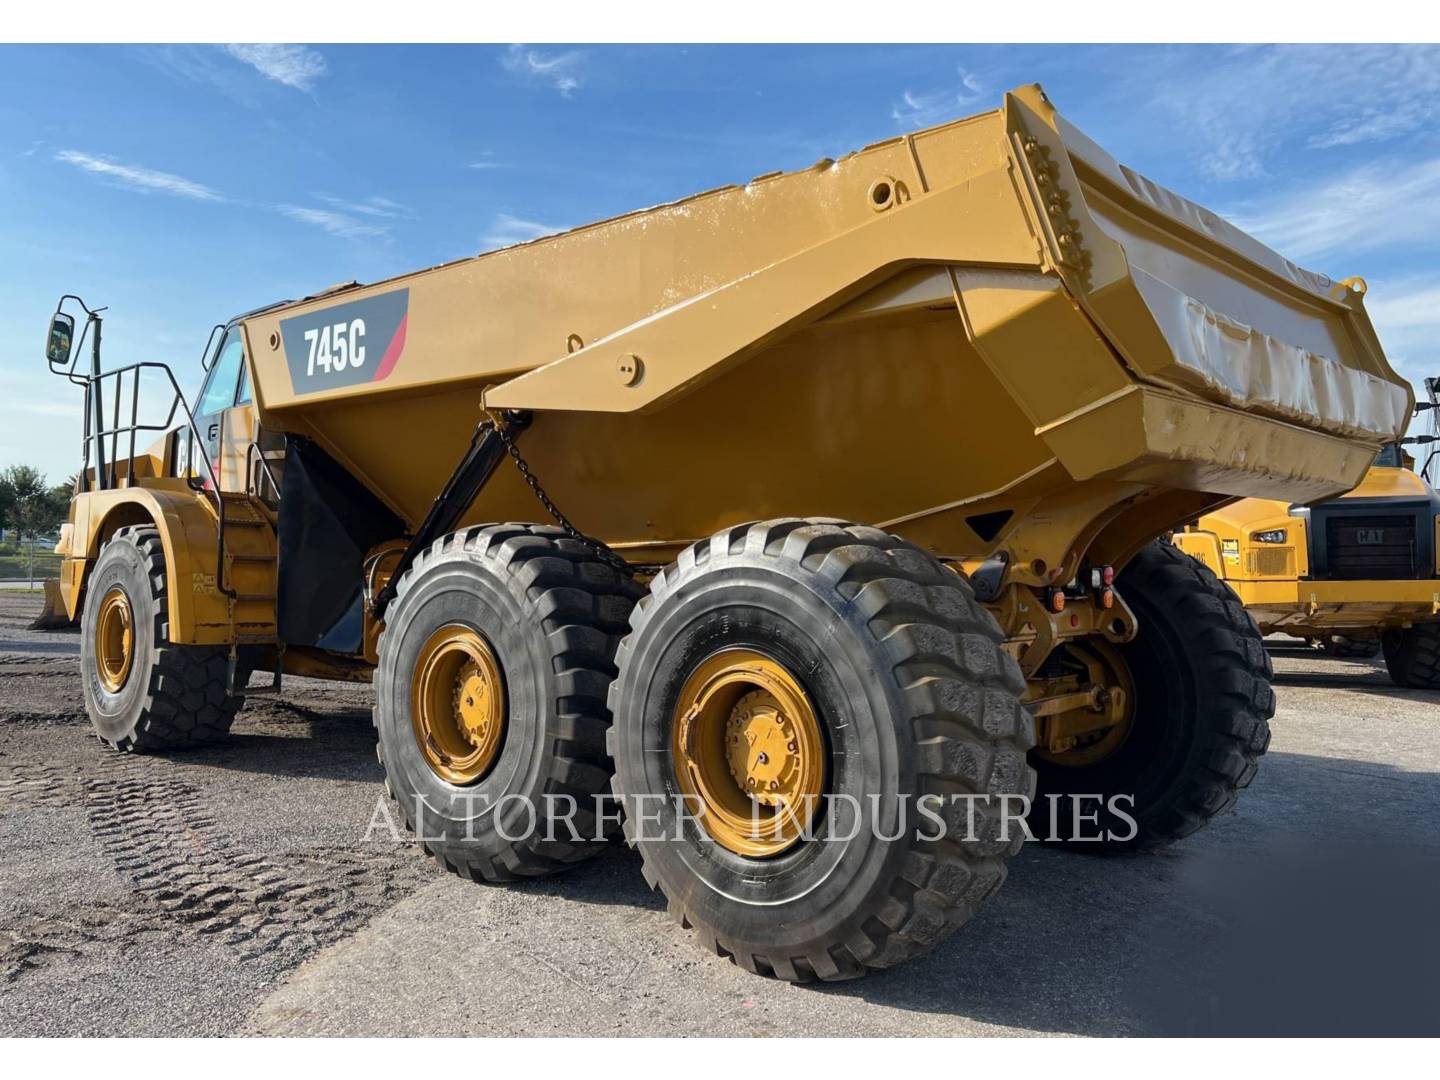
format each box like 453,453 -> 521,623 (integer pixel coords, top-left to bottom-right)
3,43 -> 1438,479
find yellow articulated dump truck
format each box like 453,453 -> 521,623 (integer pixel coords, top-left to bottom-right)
1175,437 -> 1440,687
42,85 -> 1409,981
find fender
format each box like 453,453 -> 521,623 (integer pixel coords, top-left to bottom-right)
59,481 -> 235,645
1171,528 -> 1225,579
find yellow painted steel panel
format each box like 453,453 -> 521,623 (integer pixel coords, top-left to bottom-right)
225,84 -> 1411,582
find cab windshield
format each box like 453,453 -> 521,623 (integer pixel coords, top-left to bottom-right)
195,330 -> 246,416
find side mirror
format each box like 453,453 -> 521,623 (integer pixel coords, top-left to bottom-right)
46,312 -> 75,367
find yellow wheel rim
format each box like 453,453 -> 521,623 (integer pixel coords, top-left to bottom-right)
671,649 -> 826,858
94,585 -> 135,694
411,625 -> 506,786
1035,638 -> 1135,767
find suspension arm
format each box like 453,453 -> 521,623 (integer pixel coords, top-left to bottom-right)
371,410 -> 533,621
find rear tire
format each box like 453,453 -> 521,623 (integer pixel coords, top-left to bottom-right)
374,524 -> 642,882
1029,541 -> 1273,850
1381,623 -> 1440,689
608,518 -> 1035,981
1320,635 -> 1380,660
81,524 -> 246,751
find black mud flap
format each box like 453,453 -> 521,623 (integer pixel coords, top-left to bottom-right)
276,436 -> 405,654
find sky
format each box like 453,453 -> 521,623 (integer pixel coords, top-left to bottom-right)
3,43 -> 1438,480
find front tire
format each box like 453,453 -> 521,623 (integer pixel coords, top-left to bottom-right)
1029,541 -> 1273,850
608,519 -> 1035,981
1381,622 -> 1440,689
374,524 -> 642,882
81,524 -> 246,751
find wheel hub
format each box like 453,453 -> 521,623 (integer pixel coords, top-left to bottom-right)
1031,638 -> 1135,767
412,625 -> 506,785
725,690 -> 808,807
94,585 -> 134,694
455,662 -> 499,747
672,650 -> 826,858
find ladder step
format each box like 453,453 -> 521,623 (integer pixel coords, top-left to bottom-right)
222,517 -> 266,528
230,553 -> 275,562
234,592 -> 277,602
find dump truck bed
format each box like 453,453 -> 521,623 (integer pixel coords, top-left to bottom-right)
238,84 -> 1411,566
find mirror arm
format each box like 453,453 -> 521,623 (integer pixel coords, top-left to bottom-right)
55,294 -> 104,319
199,323 -> 226,372
88,312 -> 108,491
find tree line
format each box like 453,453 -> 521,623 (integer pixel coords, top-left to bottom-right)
0,464 -> 71,546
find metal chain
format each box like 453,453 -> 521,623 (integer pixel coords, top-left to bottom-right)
489,416 -> 635,576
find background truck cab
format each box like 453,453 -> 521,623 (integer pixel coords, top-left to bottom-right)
1175,440 -> 1440,687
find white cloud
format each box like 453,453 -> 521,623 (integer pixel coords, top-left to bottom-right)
1149,45 -> 1440,181
1367,283 -> 1440,335
468,152 -> 505,170
222,44 -> 327,92
891,68 -> 985,128
54,150 -> 403,242
1363,278 -> 1440,388
276,205 -> 390,240
1227,156 -> 1440,263
315,194 -> 409,218
482,213 -> 566,249
500,45 -> 583,97
54,150 -> 223,201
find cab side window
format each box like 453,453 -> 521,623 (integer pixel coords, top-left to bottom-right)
196,333 -> 245,416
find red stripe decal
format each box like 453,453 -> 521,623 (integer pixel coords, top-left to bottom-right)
372,313 -> 408,381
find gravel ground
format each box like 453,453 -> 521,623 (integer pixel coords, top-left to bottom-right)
2,592 -> 1436,1037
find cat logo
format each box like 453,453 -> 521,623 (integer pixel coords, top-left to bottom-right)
1356,528 -> 1386,545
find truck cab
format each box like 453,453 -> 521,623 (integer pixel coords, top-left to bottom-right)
1174,444 -> 1440,686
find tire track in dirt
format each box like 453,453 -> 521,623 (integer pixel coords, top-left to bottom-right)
0,910 -> 162,985
0,654 -> 86,727
0,761 -> 79,808
81,753 -> 432,963
1,744 -> 430,984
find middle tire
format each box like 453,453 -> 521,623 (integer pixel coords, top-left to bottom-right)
608,519 -> 1036,982
374,524 -> 643,882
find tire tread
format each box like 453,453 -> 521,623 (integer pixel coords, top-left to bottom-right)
92,525 -> 245,752
608,517 -> 1035,982
375,523 -> 642,882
